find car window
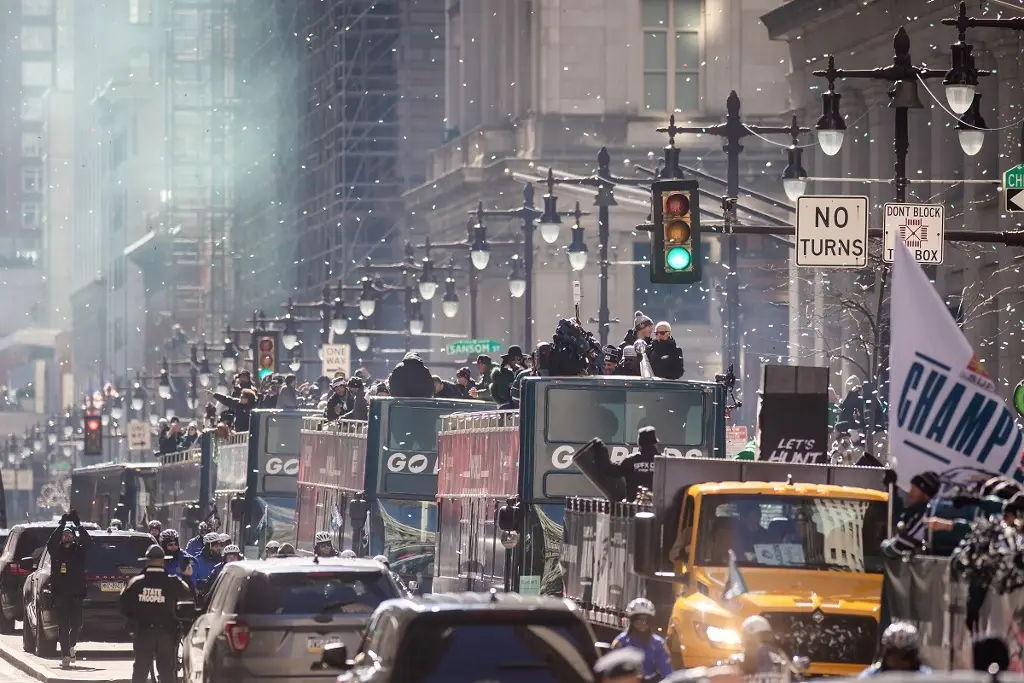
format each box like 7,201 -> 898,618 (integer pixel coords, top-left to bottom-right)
241,571 -> 398,616
367,613 -> 397,664
17,528 -> 56,557
88,536 -> 152,576
392,619 -> 596,683
208,572 -> 235,613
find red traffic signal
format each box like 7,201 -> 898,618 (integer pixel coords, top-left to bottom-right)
84,415 -> 102,456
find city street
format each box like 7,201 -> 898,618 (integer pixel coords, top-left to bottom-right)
0,626 -> 131,683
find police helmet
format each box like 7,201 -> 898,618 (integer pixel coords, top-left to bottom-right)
371,554 -> 390,568
203,532 -> 220,545
159,529 -> 180,545
624,597 -> 656,618
881,621 -> 920,652
223,544 -> 241,557
218,533 -> 231,544
149,520 -> 162,531
314,531 -> 332,545
198,521 -> 209,533
339,549 -> 357,559
741,615 -> 772,638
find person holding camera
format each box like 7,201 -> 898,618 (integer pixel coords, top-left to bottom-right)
47,510 -> 92,668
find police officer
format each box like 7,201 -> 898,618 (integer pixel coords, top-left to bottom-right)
594,647 -> 644,683
611,598 -> 672,681
120,545 -> 191,683
314,531 -> 339,557
148,520 -> 162,543
207,544 -> 243,586
277,543 -> 296,558
192,532 -> 223,594
159,529 -> 194,587
263,540 -> 281,559
339,549 -> 356,559
185,521 -> 209,557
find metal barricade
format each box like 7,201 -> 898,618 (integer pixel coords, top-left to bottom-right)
437,411 -> 519,497
561,497 -> 649,628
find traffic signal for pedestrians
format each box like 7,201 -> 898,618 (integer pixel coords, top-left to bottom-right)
83,415 -> 102,456
257,335 -> 276,381
650,179 -> 702,284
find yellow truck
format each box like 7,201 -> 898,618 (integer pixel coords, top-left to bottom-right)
561,458 -> 891,677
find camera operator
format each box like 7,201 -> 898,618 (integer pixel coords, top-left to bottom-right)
47,510 -> 92,668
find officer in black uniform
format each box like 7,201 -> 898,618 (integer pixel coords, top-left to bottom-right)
120,545 -> 192,683
594,647 -> 644,683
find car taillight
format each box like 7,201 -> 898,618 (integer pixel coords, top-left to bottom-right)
224,621 -> 250,652
6,565 -> 28,577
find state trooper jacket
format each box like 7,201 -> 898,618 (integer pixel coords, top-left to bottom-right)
120,567 -> 191,629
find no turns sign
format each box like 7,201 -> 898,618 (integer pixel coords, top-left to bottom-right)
795,195 -> 869,268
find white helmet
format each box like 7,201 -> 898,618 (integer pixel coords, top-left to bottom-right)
223,544 -> 241,556
625,598 -> 656,618
203,532 -> 220,544
881,621 -> 920,651
314,531 -> 332,545
741,615 -> 772,638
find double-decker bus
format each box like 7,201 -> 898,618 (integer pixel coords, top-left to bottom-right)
295,397 -> 490,590
70,462 -> 160,529
433,376 -> 726,595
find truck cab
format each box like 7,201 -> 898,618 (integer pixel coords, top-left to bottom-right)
562,458 -> 891,677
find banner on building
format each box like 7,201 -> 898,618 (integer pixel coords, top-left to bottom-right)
889,240 -> 1024,482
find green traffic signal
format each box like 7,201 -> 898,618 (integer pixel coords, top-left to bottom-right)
258,368 -> 273,381
666,246 -> 692,271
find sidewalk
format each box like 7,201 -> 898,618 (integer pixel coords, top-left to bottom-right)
0,633 -> 132,683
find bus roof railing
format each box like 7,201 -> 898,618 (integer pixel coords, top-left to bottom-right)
158,446 -> 202,466
301,416 -> 368,436
440,410 -> 518,434
217,431 -> 249,447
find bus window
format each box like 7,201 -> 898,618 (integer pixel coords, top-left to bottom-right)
545,387 -> 705,446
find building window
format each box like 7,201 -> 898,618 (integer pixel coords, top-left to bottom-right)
21,133 -> 41,158
22,203 -> 41,230
21,26 -> 53,52
21,96 -> 43,121
22,61 -> 53,88
642,0 -> 702,112
633,241 -> 710,324
129,0 -> 152,24
21,0 -> 52,16
22,168 -> 42,193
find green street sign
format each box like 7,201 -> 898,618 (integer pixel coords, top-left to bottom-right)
445,339 -> 503,356
1003,165 -> 1024,212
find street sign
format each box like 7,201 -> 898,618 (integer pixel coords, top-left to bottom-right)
321,343 -> 351,378
445,339 -> 503,356
1004,164 -> 1024,212
127,421 -> 152,451
795,195 -> 869,268
883,203 -> 945,265
726,425 -> 749,458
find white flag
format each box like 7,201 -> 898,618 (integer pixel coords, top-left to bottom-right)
890,240 -> 1023,482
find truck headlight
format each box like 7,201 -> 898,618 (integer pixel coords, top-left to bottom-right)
697,624 -> 742,647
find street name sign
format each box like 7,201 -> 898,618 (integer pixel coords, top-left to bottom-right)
445,339 -> 503,356
883,203 -> 945,264
127,421 -> 152,451
321,343 -> 351,378
795,195 -> 869,268
1004,164 -> 1024,212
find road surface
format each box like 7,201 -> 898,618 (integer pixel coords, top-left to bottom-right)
0,629 -> 132,683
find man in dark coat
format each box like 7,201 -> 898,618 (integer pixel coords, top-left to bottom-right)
648,322 -> 685,379
432,375 -> 462,399
47,510 -> 92,668
388,352 -> 434,397
324,377 -> 352,420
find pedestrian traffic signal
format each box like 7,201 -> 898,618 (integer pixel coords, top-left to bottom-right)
83,415 -> 102,456
651,179 -> 702,284
257,335 -> 276,381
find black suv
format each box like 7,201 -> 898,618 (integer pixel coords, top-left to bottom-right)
320,592 -> 600,683
0,522 -> 99,633
22,529 -> 153,655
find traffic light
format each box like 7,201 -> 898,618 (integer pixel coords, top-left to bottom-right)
257,334 -> 276,381
83,415 -> 102,456
650,179 -> 702,284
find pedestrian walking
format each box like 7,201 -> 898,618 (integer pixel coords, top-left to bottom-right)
120,545 -> 192,683
47,510 -> 92,668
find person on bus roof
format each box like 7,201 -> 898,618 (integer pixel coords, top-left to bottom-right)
611,598 -> 672,681
607,426 -> 660,502
314,531 -> 340,558
388,352 -> 434,398
883,471 -> 940,557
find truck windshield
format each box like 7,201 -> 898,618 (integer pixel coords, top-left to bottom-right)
545,387 -> 704,445
694,494 -> 888,572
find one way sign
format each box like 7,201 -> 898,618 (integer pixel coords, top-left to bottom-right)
1004,164 -> 1024,212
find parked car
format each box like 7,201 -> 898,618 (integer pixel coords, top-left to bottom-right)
22,528 -> 152,656
0,521 -> 99,634
318,591 -> 600,683
179,557 -> 402,683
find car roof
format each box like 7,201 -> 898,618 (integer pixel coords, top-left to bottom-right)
381,591 -> 580,614
88,530 -> 154,539
229,557 -> 388,575
11,521 -> 100,531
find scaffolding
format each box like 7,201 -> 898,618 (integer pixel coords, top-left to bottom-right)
164,0 -> 236,338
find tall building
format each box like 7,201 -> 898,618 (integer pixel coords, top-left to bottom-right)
70,0 -> 235,396
403,0 -> 795,402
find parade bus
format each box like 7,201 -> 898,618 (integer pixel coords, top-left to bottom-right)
71,462 -> 160,529
433,376 -> 726,595
294,397 -> 490,591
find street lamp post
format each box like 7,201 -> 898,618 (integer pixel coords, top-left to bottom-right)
545,148 -> 658,347
811,26 -> 981,452
658,94 -> 810,414
472,184 -> 585,348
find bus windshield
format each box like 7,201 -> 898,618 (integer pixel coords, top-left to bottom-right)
694,494 -> 889,572
544,387 -> 704,445
387,406 -> 452,452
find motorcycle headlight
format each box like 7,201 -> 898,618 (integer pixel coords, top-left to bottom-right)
696,623 -> 742,647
